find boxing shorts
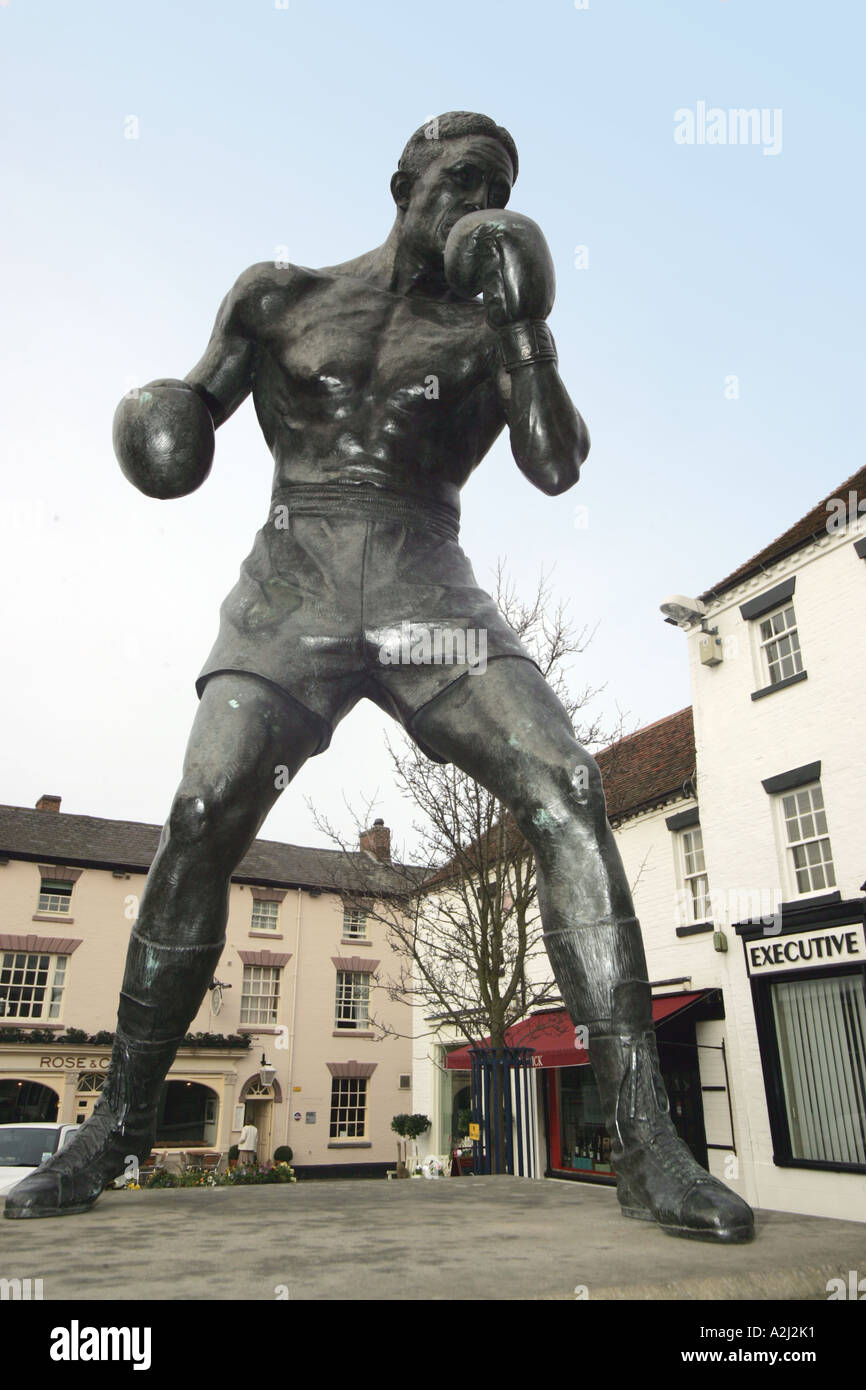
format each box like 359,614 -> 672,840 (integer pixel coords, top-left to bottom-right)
196,482 -> 538,762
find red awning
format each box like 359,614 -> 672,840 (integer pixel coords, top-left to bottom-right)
444,992 -> 707,1070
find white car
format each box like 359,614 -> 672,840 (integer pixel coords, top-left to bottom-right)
0,1122 -> 79,1198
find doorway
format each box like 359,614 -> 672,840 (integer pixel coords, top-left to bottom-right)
74,1072 -> 105,1124
243,1087 -> 274,1162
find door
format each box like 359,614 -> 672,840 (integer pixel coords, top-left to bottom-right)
657,1040 -> 710,1170
75,1072 -> 105,1124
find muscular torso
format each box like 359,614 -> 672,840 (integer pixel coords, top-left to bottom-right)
246,266 -> 507,510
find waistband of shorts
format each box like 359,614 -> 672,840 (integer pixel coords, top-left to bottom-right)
268,483 -> 460,540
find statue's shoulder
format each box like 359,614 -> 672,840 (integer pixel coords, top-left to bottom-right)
228,261 -> 320,330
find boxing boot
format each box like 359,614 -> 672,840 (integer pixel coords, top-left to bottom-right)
4,933 -> 224,1219
544,918 -> 754,1243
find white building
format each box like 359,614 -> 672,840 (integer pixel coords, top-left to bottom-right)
413,464 -> 866,1222
660,462 -> 866,1221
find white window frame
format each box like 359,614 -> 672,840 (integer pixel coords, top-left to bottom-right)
342,905 -> 368,939
756,602 -> 804,689
0,952 -> 68,1021
37,878 -> 73,915
774,782 -> 837,899
250,898 -> 279,932
676,825 -> 711,924
334,970 -> 370,1030
240,964 -> 281,1025
329,1077 -> 367,1139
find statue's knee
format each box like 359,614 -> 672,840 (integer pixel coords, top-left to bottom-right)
166,782 -> 237,852
514,752 -> 606,847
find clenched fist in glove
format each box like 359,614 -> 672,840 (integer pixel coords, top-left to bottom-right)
444,209 -> 558,372
113,378 -> 215,499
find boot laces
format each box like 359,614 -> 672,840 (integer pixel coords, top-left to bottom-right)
646,1125 -> 715,1187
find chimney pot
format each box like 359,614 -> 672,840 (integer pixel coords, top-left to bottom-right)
359,820 -> 391,863
36,794 -> 61,813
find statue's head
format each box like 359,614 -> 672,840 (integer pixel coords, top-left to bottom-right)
391,112 -> 518,266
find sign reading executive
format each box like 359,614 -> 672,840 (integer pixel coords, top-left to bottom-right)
746,923 -> 866,976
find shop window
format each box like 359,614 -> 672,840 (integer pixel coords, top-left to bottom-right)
251,898 -> 279,932
335,970 -> 370,1030
771,973 -> 866,1166
329,1077 -> 367,1139
342,906 -> 368,939
557,1068 -> 613,1176
778,783 -> 836,896
240,964 -> 281,1025
37,878 -> 73,914
0,952 -> 67,1021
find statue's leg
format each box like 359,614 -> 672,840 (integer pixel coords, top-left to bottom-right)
411,658 -> 754,1243
4,673 -> 322,1219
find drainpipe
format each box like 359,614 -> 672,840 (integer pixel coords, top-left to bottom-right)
285,887 -> 303,1146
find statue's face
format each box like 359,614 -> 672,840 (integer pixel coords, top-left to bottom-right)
396,135 -> 514,267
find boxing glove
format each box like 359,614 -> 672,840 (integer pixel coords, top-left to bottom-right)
113,378 -> 215,499
444,210 -> 558,373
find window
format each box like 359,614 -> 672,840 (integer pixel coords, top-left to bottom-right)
37,879 -> 73,914
771,973 -> 866,1165
758,604 -> 803,688
680,827 -> 710,923
335,971 -> 370,1030
251,899 -> 279,932
329,1077 -> 367,1138
779,784 -> 836,895
0,952 -> 67,1021
342,906 -> 368,939
240,965 -> 281,1025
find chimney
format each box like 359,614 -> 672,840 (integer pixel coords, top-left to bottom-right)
360,818 -> 391,863
35,794 -> 62,813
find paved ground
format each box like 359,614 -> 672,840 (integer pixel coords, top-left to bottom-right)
2,1176 -> 864,1301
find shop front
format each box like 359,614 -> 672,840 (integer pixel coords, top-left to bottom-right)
445,991 -> 724,1183
0,1041 -> 252,1154
740,898 -> 866,1174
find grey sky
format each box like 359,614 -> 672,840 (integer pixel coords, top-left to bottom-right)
1,1 -> 862,857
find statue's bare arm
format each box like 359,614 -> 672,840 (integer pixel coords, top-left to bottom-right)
496,358 -> 590,497
181,263 -> 277,427
112,264 -> 288,499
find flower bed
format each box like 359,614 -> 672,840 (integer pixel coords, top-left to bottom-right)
135,1161 -> 297,1190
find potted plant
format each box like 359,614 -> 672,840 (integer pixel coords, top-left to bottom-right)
390,1114 -> 430,1178
273,1146 -> 293,1164
228,1144 -> 239,1170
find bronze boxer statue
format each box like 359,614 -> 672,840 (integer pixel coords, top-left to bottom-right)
6,112 -> 753,1242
